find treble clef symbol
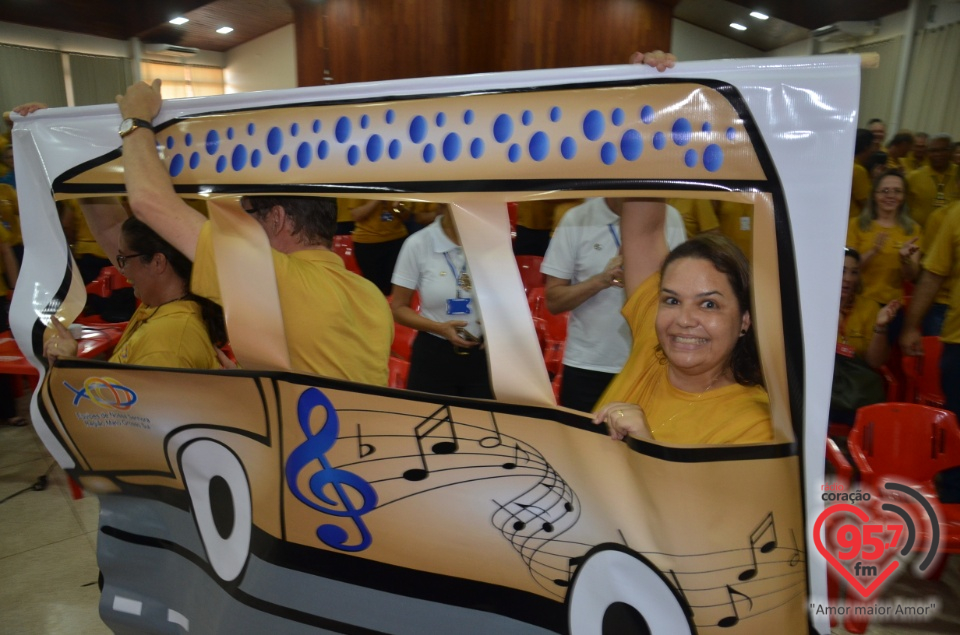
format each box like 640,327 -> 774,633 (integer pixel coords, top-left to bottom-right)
284,388 -> 378,552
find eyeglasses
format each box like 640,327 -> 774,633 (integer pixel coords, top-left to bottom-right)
243,202 -> 276,216
877,188 -> 904,195
116,252 -> 145,269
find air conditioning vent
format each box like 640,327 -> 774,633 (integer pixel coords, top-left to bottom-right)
143,44 -> 200,58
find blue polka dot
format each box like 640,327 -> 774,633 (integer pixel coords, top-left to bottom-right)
189,152 -> 200,169
267,127 -> 283,155
227,127 -> 235,140
529,131 -> 549,161
312,119 -> 321,133
385,109 -> 395,124
522,110 -> 533,126
560,137 -> 577,159
169,154 -> 184,177
470,138 -> 484,159
701,122 -> 712,133
620,130 -> 642,161
550,107 -> 561,122
246,124 -> 255,136
232,145 -> 248,171
367,135 -> 384,162
317,140 -> 329,160
290,123 -> 299,137
388,139 -> 402,159
205,130 -> 220,155
672,119 -> 692,146
280,155 -> 291,172
600,142 -> 617,165
493,114 -> 513,143
166,136 -> 175,150
297,142 -> 312,168
508,144 -> 521,162
360,114 -> 370,129
703,144 -> 723,172
726,126 -> 736,141
216,155 -> 227,173
347,145 -> 360,166
640,105 -> 655,124
684,149 -> 698,168
442,133 -> 461,161
423,143 -> 436,163
463,109 -> 475,125
409,116 -> 427,143
251,149 -> 262,168
583,110 -> 604,141
612,108 -> 625,126
335,117 -> 352,143
653,131 -> 666,150
435,112 -> 446,127
185,133 -> 193,147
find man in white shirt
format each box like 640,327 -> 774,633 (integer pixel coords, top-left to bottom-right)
541,197 -> 686,412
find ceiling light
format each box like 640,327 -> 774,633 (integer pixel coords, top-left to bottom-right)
750,11 -> 769,20
216,26 -> 234,34
169,17 -> 189,26
730,23 -> 747,31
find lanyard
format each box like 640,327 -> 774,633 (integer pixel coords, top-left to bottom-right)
607,222 -> 621,249
443,251 -> 468,298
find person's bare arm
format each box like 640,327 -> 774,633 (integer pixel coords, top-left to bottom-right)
864,300 -> 899,369
0,242 -> 18,290
544,256 -> 623,314
77,197 -> 128,268
350,200 -> 382,223
116,80 -> 206,260
900,270 -> 945,356
620,199 -> 669,299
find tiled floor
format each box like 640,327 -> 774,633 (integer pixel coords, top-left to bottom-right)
2,390 -> 959,634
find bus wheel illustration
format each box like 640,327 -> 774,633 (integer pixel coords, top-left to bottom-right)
568,545 -> 694,635
181,440 -> 252,582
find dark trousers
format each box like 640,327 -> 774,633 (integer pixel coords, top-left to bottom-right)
558,364 -> 616,413
939,343 -> 960,503
407,332 -> 493,399
513,226 -> 551,257
354,237 -> 406,295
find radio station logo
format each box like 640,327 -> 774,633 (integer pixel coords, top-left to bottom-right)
814,480 -> 941,600
64,377 -> 138,410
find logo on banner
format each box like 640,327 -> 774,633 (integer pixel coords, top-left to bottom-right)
64,377 -> 138,410
814,481 -> 941,600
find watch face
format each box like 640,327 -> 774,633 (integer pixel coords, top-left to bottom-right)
119,119 -> 134,135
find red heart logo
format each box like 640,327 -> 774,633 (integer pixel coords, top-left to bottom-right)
813,503 -> 901,599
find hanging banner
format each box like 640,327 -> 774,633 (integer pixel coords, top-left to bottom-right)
11,56 -> 861,634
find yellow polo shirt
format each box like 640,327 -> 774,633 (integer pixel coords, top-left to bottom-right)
191,221 -> 393,385
669,198 -> 719,236
846,219 -> 921,304
907,164 -> 959,227
110,300 -> 219,369
923,205 -> 960,344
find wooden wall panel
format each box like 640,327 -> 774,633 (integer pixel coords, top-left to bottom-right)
290,0 -> 675,87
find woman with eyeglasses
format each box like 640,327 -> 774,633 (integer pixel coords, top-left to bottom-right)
44,200 -> 226,369
845,169 -> 922,308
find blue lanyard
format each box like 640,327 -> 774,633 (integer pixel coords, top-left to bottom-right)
443,251 -> 467,297
607,222 -> 621,249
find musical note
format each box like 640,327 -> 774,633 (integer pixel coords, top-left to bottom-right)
502,443 -> 530,470
717,584 -> 753,628
478,413 -> 504,449
738,511 -> 778,581
789,528 -> 801,567
356,423 -> 376,458
285,388 -> 379,552
552,555 -> 586,587
403,408 -> 460,481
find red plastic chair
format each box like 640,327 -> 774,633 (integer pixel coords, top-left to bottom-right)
392,323 -> 416,361
515,255 -> 545,294
901,337 -> 945,407
333,235 -> 362,275
848,403 -> 960,553
824,438 -> 853,628
527,286 -> 546,319
388,356 -> 410,389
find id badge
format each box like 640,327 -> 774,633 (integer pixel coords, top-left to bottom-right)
380,211 -> 395,222
836,342 -> 855,358
739,216 -> 751,231
446,298 -> 472,315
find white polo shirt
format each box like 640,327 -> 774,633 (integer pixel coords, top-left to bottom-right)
541,198 -> 686,373
391,216 -> 483,339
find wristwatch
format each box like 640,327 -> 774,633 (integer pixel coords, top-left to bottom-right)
118,117 -> 154,138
